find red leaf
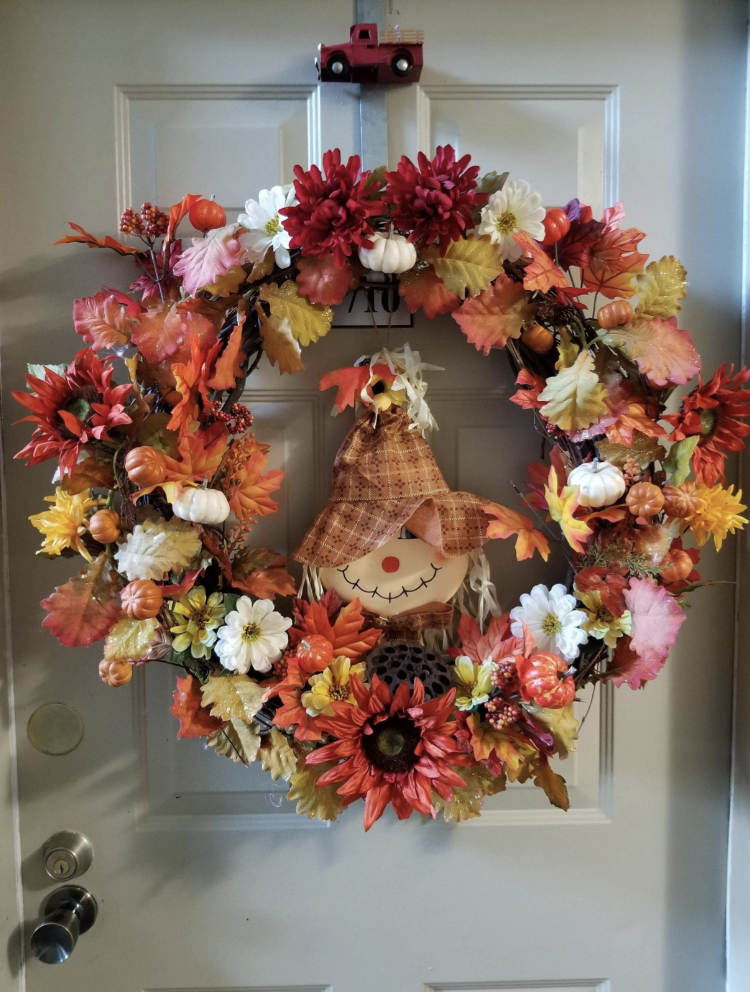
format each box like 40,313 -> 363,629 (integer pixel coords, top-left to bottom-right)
54,222 -> 143,256
399,266 -> 461,319
166,193 -> 202,243
160,569 -> 202,598
41,554 -> 122,648
207,315 -> 246,390
574,566 -> 628,617
514,233 -> 570,293
452,275 -> 535,354
296,255 -> 358,306
291,598 -> 381,659
509,368 -> 546,410
622,577 -> 686,669
131,302 -> 217,365
319,366 -> 371,412
457,612 -> 515,665
607,636 -> 665,690
170,674 -> 223,738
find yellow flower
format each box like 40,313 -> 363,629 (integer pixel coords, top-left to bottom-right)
578,591 -> 632,648
301,656 -> 366,716
684,484 -> 748,551
29,487 -> 103,561
453,656 -> 497,711
369,371 -> 406,412
170,586 -> 225,659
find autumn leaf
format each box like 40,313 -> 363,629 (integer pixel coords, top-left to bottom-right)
513,232 -> 569,293
173,228 -> 245,296
433,764 -> 506,822
530,704 -> 579,759
256,305 -> 304,375
287,757 -> 346,821
245,248 -> 276,283
232,562 -> 296,600
452,274 -> 536,354
296,255 -> 358,306
457,612 -> 515,665
170,674 -> 223,738
54,221 -> 143,255
466,714 -> 537,783
422,236 -> 504,299
538,351 -> 608,431
291,597 -> 381,659
398,265 -> 461,318
115,517 -> 202,581
203,265 -> 246,297
200,673 -> 267,722
596,431 -> 667,468
574,566 -> 628,618
165,193 -> 202,243
73,292 -> 133,351
532,755 -> 570,810
163,425 -> 229,485
206,719 -> 261,764
104,616 -> 159,662
207,315 -> 245,390
40,553 -> 122,648
137,411 -> 180,458
663,435 -> 699,486
509,368 -> 546,410
622,577 -> 686,670
319,365 -> 371,412
545,466 -> 593,553
260,727 -> 299,781
131,302 -> 216,365
64,456 -> 115,494
259,280 -> 333,347
634,255 -> 687,318
602,380 -> 667,446
555,326 -> 580,370
484,502 -> 550,561
599,316 -> 701,387
221,449 -> 283,522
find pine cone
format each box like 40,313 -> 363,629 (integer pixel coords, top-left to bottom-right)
554,305 -> 576,325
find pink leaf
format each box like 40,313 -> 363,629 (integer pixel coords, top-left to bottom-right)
173,228 -> 245,296
73,292 -> 133,352
621,577 -> 686,673
599,316 -> 701,388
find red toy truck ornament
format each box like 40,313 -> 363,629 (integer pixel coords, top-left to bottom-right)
316,23 -> 424,83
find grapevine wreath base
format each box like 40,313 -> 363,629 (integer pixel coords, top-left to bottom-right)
15,147 -> 749,829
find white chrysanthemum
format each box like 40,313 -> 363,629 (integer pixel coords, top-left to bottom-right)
238,184 -> 297,269
477,179 -> 545,261
215,597 -> 292,674
510,583 -> 588,661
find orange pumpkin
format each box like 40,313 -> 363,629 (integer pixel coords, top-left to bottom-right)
660,548 -> 694,583
296,634 -> 333,672
99,658 -> 133,688
121,579 -> 164,620
540,207 -> 570,246
521,323 -> 554,354
626,482 -> 665,517
188,198 -> 226,234
88,509 -> 121,544
517,652 -> 575,709
662,482 -> 702,518
124,446 -> 167,488
597,300 -> 634,329
633,524 -> 671,566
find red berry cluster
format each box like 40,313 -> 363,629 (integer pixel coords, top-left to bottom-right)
272,657 -> 289,681
200,400 -> 254,434
119,207 -> 144,236
486,699 -> 520,731
119,202 -> 168,239
491,658 -> 519,693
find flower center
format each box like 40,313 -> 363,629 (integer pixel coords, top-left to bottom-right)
264,216 -> 282,236
242,622 -> 261,643
699,408 -> 717,437
495,210 -> 517,235
328,683 -> 349,702
542,612 -> 562,635
362,715 -> 421,774
595,606 -> 614,624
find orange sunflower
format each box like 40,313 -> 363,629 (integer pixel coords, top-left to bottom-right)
664,364 -> 750,486
306,675 -> 470,831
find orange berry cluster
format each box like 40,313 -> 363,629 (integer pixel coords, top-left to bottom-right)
486,698 -> 520,730
119,202 -> 168,238
201,401 -> 254,434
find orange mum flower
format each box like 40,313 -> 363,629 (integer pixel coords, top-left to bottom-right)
306,675 -> 469,831
664,364 -> 750,486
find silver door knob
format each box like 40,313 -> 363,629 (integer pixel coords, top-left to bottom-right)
30,885 -> 98,964
42,831 -> 93,880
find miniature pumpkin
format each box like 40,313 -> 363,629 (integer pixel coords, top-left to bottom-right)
172,486 -> 230,525
521,323 -> 554,354
358,231 -> 417,274
626,482 -> 665,517
540,207 -> 571,246
88,509 -> 121,544
121,579 -> 164,620
124,446 -> 167,488
188,197 -> 226,234
662,482 -> 702,518
567,460 -> 626,507
597,300 -> 634,329
296,634 -> 334,671
633,524 -> 671,566
517,652 -> 575,709
660,548 -> 694,583
99,658 -> 133,688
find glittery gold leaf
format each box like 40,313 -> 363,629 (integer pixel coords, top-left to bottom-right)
287,758 -> 346,821
104,616 -> 159,662
200,674 -> 267,723
433,765 -> 507,823
260,728 -> 299,781
596,430 -> 667,468
206,718 -> 261,764
529,703 -> 579,759
259,280 -> 332,347
634,255 -> 687,319
422,236 -> 504,299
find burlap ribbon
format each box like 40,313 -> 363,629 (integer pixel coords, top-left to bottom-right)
365,601 -> 454,641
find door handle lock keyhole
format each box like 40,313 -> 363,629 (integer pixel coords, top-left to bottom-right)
31,885 -> 98,964
42,831 -> 93,881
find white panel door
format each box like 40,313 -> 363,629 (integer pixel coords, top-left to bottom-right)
0,1 -> 745,990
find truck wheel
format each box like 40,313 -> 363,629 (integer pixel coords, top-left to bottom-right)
391,52 -> 413,77
327,53 -> 350,80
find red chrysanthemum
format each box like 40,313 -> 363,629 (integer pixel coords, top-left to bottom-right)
279,149 -> 384,267
663,363 -> 750,486
306,675 -> 470,831
382,145 -> 487,251
13,349 -> 132,475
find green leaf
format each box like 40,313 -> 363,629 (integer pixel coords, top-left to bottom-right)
476,170 -> 509,197
364,164 -> 387,194
663,435 -> 699,485
223,592 -> 240,616
137,411 -> 180,457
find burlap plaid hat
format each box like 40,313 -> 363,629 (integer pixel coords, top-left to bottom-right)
293,407 -> 491,569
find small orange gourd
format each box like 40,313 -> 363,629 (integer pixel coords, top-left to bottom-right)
662,482 -> 702,519
660,549 -> 694,583
521,323 -> 554,354
597,300 -> 634,329
296,635 -> 334,671
626,482 -> 665,517
121,579 -> 164,620
188,198 -> 226,234
517,653 -> 575,709
99,658 -> 133,688
124,446 -> 167,488
540,207 -> 570,246
88,509 -> 121,544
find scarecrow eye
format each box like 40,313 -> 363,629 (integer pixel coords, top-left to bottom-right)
398,528 -> 417,540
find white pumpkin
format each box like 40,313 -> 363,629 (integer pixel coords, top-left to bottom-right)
358,231 -> 416,274
172,487 -> 230,525
567,460 -> 626,508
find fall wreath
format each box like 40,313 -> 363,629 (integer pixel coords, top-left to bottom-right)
15,146 -> 749,829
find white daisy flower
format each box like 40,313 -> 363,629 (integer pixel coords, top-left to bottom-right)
510,583 -> 588,661
477,179 -> 546,261
215,596 -> 292,674
238,184 -> 297,269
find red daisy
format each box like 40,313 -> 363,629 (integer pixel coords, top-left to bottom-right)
279,149 -> 384,267
663,364 -> 750,486
306,675 -> 470,831
13,349 -> 132,475
383,145 -> 487,251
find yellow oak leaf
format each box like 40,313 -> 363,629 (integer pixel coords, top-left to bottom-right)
260,727 -> 299,781
206,719 -> 261,764
422,235 -> 504,299
259,280 -> 332,347
104,616 -> 159,662
634,255 -> 687,319
287,757 -> 346,821
545,466 -> 593,553
433,764 -> 507,822
203,264 -> 246,297
255,303 -> 304,374
538,350 -> 608,431
200,674 -> 267,723
467,714 -> 537,783
529,703 -> 579,759
555,326 -> 580,370
114,517 -> 202,581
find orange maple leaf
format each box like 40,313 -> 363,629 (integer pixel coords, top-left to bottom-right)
163,424 -> 229,484
291,598 -> 381,659
207,314 -> 246,390
509,368 -> 546,410
54,222 -> 143,256
167,333 -> 220,435
484,502 -> 550,562
319,365 -> 371,413
221,449 -> 284,522
399,266 -> 461,319
452,274 -> 536,354
514,232 -> 569,293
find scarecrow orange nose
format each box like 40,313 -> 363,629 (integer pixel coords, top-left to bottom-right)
381,556 -> 400,573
